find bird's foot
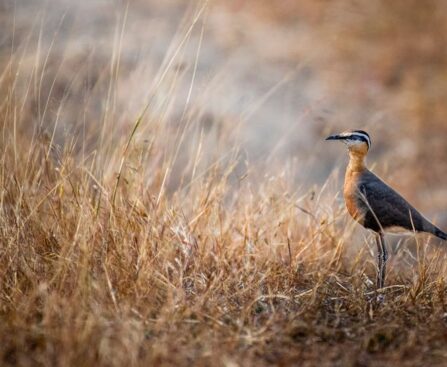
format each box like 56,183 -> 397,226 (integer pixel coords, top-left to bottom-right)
364,289 -> 386,305
376,293 -> 385,304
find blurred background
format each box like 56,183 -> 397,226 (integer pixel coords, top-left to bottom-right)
1,0 -> 446,225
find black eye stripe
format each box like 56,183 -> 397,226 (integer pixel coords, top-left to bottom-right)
348,134 -> 371,148
351,135 -> 367,142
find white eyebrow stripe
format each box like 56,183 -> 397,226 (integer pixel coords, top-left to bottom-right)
347,132 -> 371,148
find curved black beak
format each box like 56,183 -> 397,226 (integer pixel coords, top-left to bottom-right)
325,134 -> 344,141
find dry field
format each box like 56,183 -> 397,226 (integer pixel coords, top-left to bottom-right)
1,1 -> 447,366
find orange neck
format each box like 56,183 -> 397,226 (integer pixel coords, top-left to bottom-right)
348,150 -> 367,172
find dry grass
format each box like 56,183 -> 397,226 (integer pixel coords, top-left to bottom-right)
1,1 -> 447,366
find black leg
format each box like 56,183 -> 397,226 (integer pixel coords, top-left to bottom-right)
376,232 -> 387,289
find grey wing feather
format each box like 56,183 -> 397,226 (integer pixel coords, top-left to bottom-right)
358,171 -> 435,233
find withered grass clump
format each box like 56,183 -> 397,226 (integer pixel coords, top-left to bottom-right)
1,2 -> 447,366
2,94 -> 447,367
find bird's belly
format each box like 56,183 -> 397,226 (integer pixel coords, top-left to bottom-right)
345,194 -> 365,224
344,182 -> 365,225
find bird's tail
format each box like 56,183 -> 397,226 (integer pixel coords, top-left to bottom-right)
434,228 -> 447,241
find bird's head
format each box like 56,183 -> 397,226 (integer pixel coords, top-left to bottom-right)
325,130 -> 371,155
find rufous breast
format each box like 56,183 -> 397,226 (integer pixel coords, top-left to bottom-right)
343,170 -> 365,225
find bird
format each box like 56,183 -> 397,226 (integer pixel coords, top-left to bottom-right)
326,130 -> 447,290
